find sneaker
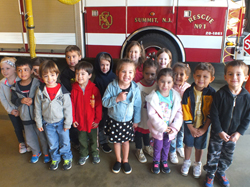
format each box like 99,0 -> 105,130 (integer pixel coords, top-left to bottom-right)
78,155 -> 89,165
181,159 -> 191,176
112,161 -> 121,174
169,152 -> 179,164
123,162 -> 132,174
177,147 -> 185,158
30,152 -> 42,163
49,160 -> 60,171
26,145 -> 31,152
63,159 -> 72,170
101,143 -> 112,153
144,145 -> 153,157
135,149 -> 147,163
44,154 -> 51,163
151,161 -> 160,174
193,161 -> 202,178
215,172 -> 230,187
19,143 -> 27,154
204,174 -> 214,187
92,155 -> 100,164
161,160 -> 171,174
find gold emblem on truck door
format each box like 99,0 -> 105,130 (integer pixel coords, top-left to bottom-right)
99,11 -> 113,29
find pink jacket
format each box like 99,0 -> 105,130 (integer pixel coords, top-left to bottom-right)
145,89 -> 183,140
173,82 -> 191,98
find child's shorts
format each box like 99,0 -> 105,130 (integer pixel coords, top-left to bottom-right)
183,125 -> 209,149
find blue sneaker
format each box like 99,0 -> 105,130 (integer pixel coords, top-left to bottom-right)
161,160 -> 171,174
215,172 -> 230,187
151,161 -> 160,174
44,154 -> 51,163
204,174 -> 214,187
30,152 -> 42,163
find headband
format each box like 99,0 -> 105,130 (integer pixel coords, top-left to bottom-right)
1,60 -> 16,68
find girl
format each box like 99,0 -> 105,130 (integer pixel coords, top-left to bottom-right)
145,68 -> 183,174
156,48 -> 172,69
169,63 -> 191,164
102,58 -> 141,174
0,57 -> 27,153
126,41 -> 145,83
135,57 -> 158,163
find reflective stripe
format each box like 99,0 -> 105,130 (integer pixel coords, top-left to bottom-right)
86,33 -> 127,46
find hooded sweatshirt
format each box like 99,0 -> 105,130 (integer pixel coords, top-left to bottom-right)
94,52 -> 116,97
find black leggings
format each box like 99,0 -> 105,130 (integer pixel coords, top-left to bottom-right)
134,131 -> 150,149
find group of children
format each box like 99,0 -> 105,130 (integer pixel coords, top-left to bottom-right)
1,41 -> 250,187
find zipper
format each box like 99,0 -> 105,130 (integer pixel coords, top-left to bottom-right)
227,96 -> 237,133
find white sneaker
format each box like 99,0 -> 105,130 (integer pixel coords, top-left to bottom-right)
177,148 -> 185,158
135,149 -> 147,163
193,161 -> 202,178
181,160 -> 191,176
26,145 -> 31,152
19,143 -> 27,154
169,152 -> 178,164
144,145 -> 153,157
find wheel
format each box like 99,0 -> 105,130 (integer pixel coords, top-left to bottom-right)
138,33 -> 181,65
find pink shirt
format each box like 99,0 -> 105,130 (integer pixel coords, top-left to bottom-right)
173,82 -> 191,98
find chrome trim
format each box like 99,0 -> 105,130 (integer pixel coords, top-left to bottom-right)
221,0 -> 229,63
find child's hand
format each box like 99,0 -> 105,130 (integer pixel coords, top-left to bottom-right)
188,125 -> 199,137
26,98 -> 33,106
166,127 -> 174,134
197,127 -> 207,137
38,127 -> 44,132
73,122 -> 79,128
116,92 -> 128,103
11,109 -> 19,117
133,123 -> 138,128
229,132 -> 241,142
21,98 -> 32,106
64,128 -> 70,132
218,131 -> 230,142
92,122 -> 99,128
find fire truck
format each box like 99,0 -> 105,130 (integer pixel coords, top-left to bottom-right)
0,0 -> 245,64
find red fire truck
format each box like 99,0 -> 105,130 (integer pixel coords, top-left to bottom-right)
0,0 -> 245,64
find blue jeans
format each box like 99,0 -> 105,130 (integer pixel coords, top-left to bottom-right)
170,124 -> 184,153
43,119 -> 73,161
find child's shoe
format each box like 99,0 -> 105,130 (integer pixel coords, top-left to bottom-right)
49,160 -> 60,171
63,159 -> 72,170
144,145 -> 154,157
169,152 -> 178,164
181,159 -> 191,176
177,147 -> 185,158
101,143 -> 112,153
204,174 -> 214,187
193,161 -> 202,178
78,155 -> 89,165
161,160 -> 171,174
135,149 -> 147,163
112,161 -> 121,174
151,161 -> 160,174
215,172 -> 230,187
44,154 -> 51,163
30,152 -> 42,163
92,155 -> 100,164
122,162 -> 132,174
19,143 -> 27,154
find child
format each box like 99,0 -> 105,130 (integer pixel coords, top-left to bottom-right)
11,57 -> 49,163
135,57 -> 158,163
169,62 -> 191,164
156,48 -> 172,69
181,62 -> 216,178
60,45 -> 82,150
31,57 -> 45,81
34,60 -> 73,171
94,52 -> 116,153
71,61 -> 102,165
146,68 -> 183,174
203,60 -> 250,187
0,57 -> 26,153
102,58 -> 141,174
125,41 -> 145,83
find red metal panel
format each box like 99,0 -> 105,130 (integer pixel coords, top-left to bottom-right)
85,45 -> 121,58
185,48 -> 222,63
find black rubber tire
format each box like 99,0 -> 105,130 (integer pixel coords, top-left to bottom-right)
138,33 -> 181,65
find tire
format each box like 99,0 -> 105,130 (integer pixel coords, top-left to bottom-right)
138,33 -> 181,65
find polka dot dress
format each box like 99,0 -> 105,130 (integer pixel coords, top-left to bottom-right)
104,118 -> 134,143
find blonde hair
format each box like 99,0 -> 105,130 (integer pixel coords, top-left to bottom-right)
39,60 -> 60,78
156,48 -> 172,68
0,57 -> 17,68
125,41 -> 145,68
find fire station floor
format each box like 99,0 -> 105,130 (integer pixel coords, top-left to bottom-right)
0,61 -> 250,187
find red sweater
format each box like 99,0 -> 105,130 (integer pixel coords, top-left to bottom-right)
71,81 -> 102,133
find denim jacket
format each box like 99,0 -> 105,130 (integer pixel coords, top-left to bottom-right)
102,79 -> 141,123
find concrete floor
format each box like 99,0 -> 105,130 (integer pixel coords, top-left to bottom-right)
0,61 -> 250,187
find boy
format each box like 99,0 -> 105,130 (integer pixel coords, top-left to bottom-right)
31,57 -> 45,81
203,60 -> 250,187
34,60 -> 73,171
71,61 -> 102,165
11,57 -> 50,163
94,52 -> 116,153
60,45 -> 82,150
181,63 -> 216,178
